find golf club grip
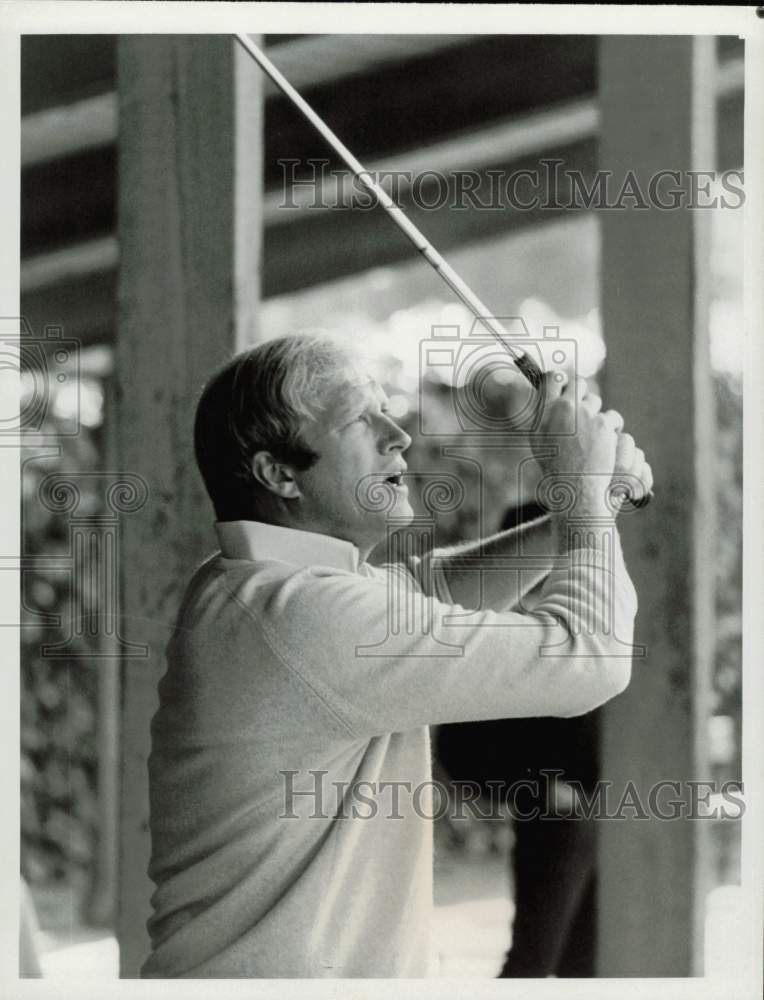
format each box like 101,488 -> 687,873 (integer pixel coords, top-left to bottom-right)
514,352 -> 654,508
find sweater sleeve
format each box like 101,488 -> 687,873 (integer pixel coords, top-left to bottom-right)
255,527 -> 638,739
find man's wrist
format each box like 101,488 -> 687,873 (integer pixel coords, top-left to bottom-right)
550,511 -> 617,554
537,473 -> 616,522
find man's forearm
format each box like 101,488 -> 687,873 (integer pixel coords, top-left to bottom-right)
435,512 -> 556,611
434,502 -> 623,612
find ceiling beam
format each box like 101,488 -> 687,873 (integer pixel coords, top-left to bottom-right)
21,58 -> 743,289
22,92 -> 116,167
264,96 -> 598,225
22,90 -> 599,292
20,132 -> 598,345
20,235 -> 117,293
21,49 -> 742,173
21,34 -> 473,166
258,33 -> 475,95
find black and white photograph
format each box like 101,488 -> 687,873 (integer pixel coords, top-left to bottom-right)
2,3 -> 762,996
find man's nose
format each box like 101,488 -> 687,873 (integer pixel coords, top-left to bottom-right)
380,414 -> 412,452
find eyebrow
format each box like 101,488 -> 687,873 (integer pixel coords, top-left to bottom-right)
334,380 -> 387,423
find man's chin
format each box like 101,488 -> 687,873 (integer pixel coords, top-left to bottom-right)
390,495 -> 415,523
365,496 -> 415,540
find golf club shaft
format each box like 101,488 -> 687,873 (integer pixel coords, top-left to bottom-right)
234,33 -> 541,386
235,33 -> 652,506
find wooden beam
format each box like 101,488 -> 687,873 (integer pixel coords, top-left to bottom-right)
19,35 -> 472,167
19,38 -> 741,175
597,36 -> 717,976
20,235 -> 116,292
716,53 -> 745,97
263,137 -> 597,296
114,35 -> 262,977
20,34 -> 115,116
19,48 -> 741,337
21,93 -> 117,167
264,97 -> 599,224
20,40 -> 741,261
20,34 -> 470,122
20,35 -> 599,177
263,35 -> 597,189
260,33 -> 473,96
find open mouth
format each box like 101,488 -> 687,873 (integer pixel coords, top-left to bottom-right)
385,474 -> 406,488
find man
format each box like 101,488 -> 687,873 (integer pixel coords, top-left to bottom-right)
142,333 -> 651,978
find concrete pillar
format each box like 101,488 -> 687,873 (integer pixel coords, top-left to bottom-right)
115,35 -> 262,976
597,35 -> 716,976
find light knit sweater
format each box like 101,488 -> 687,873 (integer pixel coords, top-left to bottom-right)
142,519 -> 637,978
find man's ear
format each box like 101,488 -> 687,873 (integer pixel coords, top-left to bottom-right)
251,451 -> 301,500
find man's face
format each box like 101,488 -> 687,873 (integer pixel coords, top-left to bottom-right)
293,369 -> 414,555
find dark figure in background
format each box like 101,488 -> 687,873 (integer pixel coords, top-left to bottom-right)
436,499 -> 599,979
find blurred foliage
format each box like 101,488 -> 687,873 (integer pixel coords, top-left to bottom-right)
712,371 -> 742,771
20,406 -> 102,915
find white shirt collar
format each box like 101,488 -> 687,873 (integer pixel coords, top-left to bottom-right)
215,520 -> 360,573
